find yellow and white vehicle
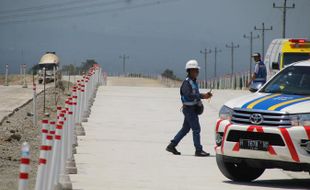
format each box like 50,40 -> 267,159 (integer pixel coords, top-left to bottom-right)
215,60 -> 310,181
265,38 -> 310,79
37,52 -> 61,84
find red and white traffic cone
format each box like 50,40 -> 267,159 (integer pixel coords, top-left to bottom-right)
18,142 -> 30,190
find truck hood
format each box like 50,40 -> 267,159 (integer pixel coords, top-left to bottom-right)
225,92 -> 310,114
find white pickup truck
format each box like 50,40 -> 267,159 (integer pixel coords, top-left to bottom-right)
215,60 -> 310,181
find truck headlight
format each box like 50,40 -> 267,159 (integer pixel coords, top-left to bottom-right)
219,106 -> 233,120
290,114 -> 310,126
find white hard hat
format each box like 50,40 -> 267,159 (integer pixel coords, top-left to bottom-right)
185,59 -> 200,70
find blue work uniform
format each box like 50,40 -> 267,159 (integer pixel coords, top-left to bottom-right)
171,77 -> 204,151
253,61 -> 267,84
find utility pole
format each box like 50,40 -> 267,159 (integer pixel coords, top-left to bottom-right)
22,64 -> 27,88
119,54 -> 129,76
213,47 -> 222,78
4,64 -> 9,86
273,0 -> 295,38
225,42 -> 239,77
200,48 -> 212,86
243,32 -> 260,76
254,22 -> 273,59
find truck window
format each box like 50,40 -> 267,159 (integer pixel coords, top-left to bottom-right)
283,53 -> 310,66
260,66 -> 310,95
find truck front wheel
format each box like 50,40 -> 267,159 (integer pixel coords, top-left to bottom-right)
216,155 -> 265,182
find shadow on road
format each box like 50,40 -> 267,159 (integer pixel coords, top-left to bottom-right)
178,154 -> 216,158
224,178 -> 310,189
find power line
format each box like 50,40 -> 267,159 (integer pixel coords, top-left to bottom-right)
200,48 -> 212,85
254,22 -> 273,59
243,32 -> 259,76
273,0 -> 295,38
213,47 -> 221,78
225,42 -> 239,77
0,0 -> 179,25
0,0 -> 124,20
0,0 -> 106,15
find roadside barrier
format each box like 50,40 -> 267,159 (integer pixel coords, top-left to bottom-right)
205,72 -> 251,90
18,65 -> 104,190
18,142 -> 30,190
159,72 -> 251,90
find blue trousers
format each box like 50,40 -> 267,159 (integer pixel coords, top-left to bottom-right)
171,106 -> 203,151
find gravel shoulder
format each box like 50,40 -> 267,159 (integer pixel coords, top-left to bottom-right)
0,81 -> 72,190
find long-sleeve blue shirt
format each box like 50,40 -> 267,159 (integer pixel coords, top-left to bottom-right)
180,77 -> 204,103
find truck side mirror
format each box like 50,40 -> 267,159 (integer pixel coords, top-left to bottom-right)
249,82 -> 263,93
272,62 -> 280,70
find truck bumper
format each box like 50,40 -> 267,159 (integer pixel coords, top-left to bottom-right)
217,154 -> 310,172
215,119 -> 310,166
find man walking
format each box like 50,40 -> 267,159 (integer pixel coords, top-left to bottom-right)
166,60 -> 212,157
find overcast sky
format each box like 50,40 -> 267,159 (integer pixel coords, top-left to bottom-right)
0,0 -> 309,79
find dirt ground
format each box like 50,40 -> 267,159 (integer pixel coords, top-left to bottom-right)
0,74 -> 36,86
0,81 -> 73,190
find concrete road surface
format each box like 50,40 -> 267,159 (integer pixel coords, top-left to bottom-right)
107,76 -> 164,87
71,80 -> 309,190
0,85 -> 44,124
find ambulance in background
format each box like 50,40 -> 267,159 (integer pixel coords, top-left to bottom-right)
265,39 -> 310,80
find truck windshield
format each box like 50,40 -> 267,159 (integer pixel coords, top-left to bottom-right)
260,66 -> 310,95
283,53 -> 310,66
39,64 -> 56,70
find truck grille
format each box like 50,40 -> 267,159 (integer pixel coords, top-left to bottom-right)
231,108 -> 291,127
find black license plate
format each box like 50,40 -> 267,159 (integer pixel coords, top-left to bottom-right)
239,139 -> 269,151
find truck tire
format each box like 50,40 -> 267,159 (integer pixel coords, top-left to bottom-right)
216,154 -> 265,182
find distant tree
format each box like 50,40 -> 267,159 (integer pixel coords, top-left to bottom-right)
62,64 -> 78,74
61,59 -> 98,75
29,64 -> 40,75
161,69 -> 178,80
80,59 -> 97,73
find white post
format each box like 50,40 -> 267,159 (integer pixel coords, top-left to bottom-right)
58,106 -> 73,189
20,64 -> 23,85
18,142 -> 30,190
71,87 -> 78,147
66,98 -> 77,174
32,83 -> 37,127
34,120 -> 50,190
46,114 -> 65,190
53,66 -> 56,88
43,126 -> 54,190
22,64 -> 27,88
43,67 -> 46,85
4,64 -> 8,86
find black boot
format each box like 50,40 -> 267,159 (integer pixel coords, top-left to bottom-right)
195,150 -> 210,157
166,143 -> 181,155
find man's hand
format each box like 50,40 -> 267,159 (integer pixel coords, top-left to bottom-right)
203,92 -> 213,99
